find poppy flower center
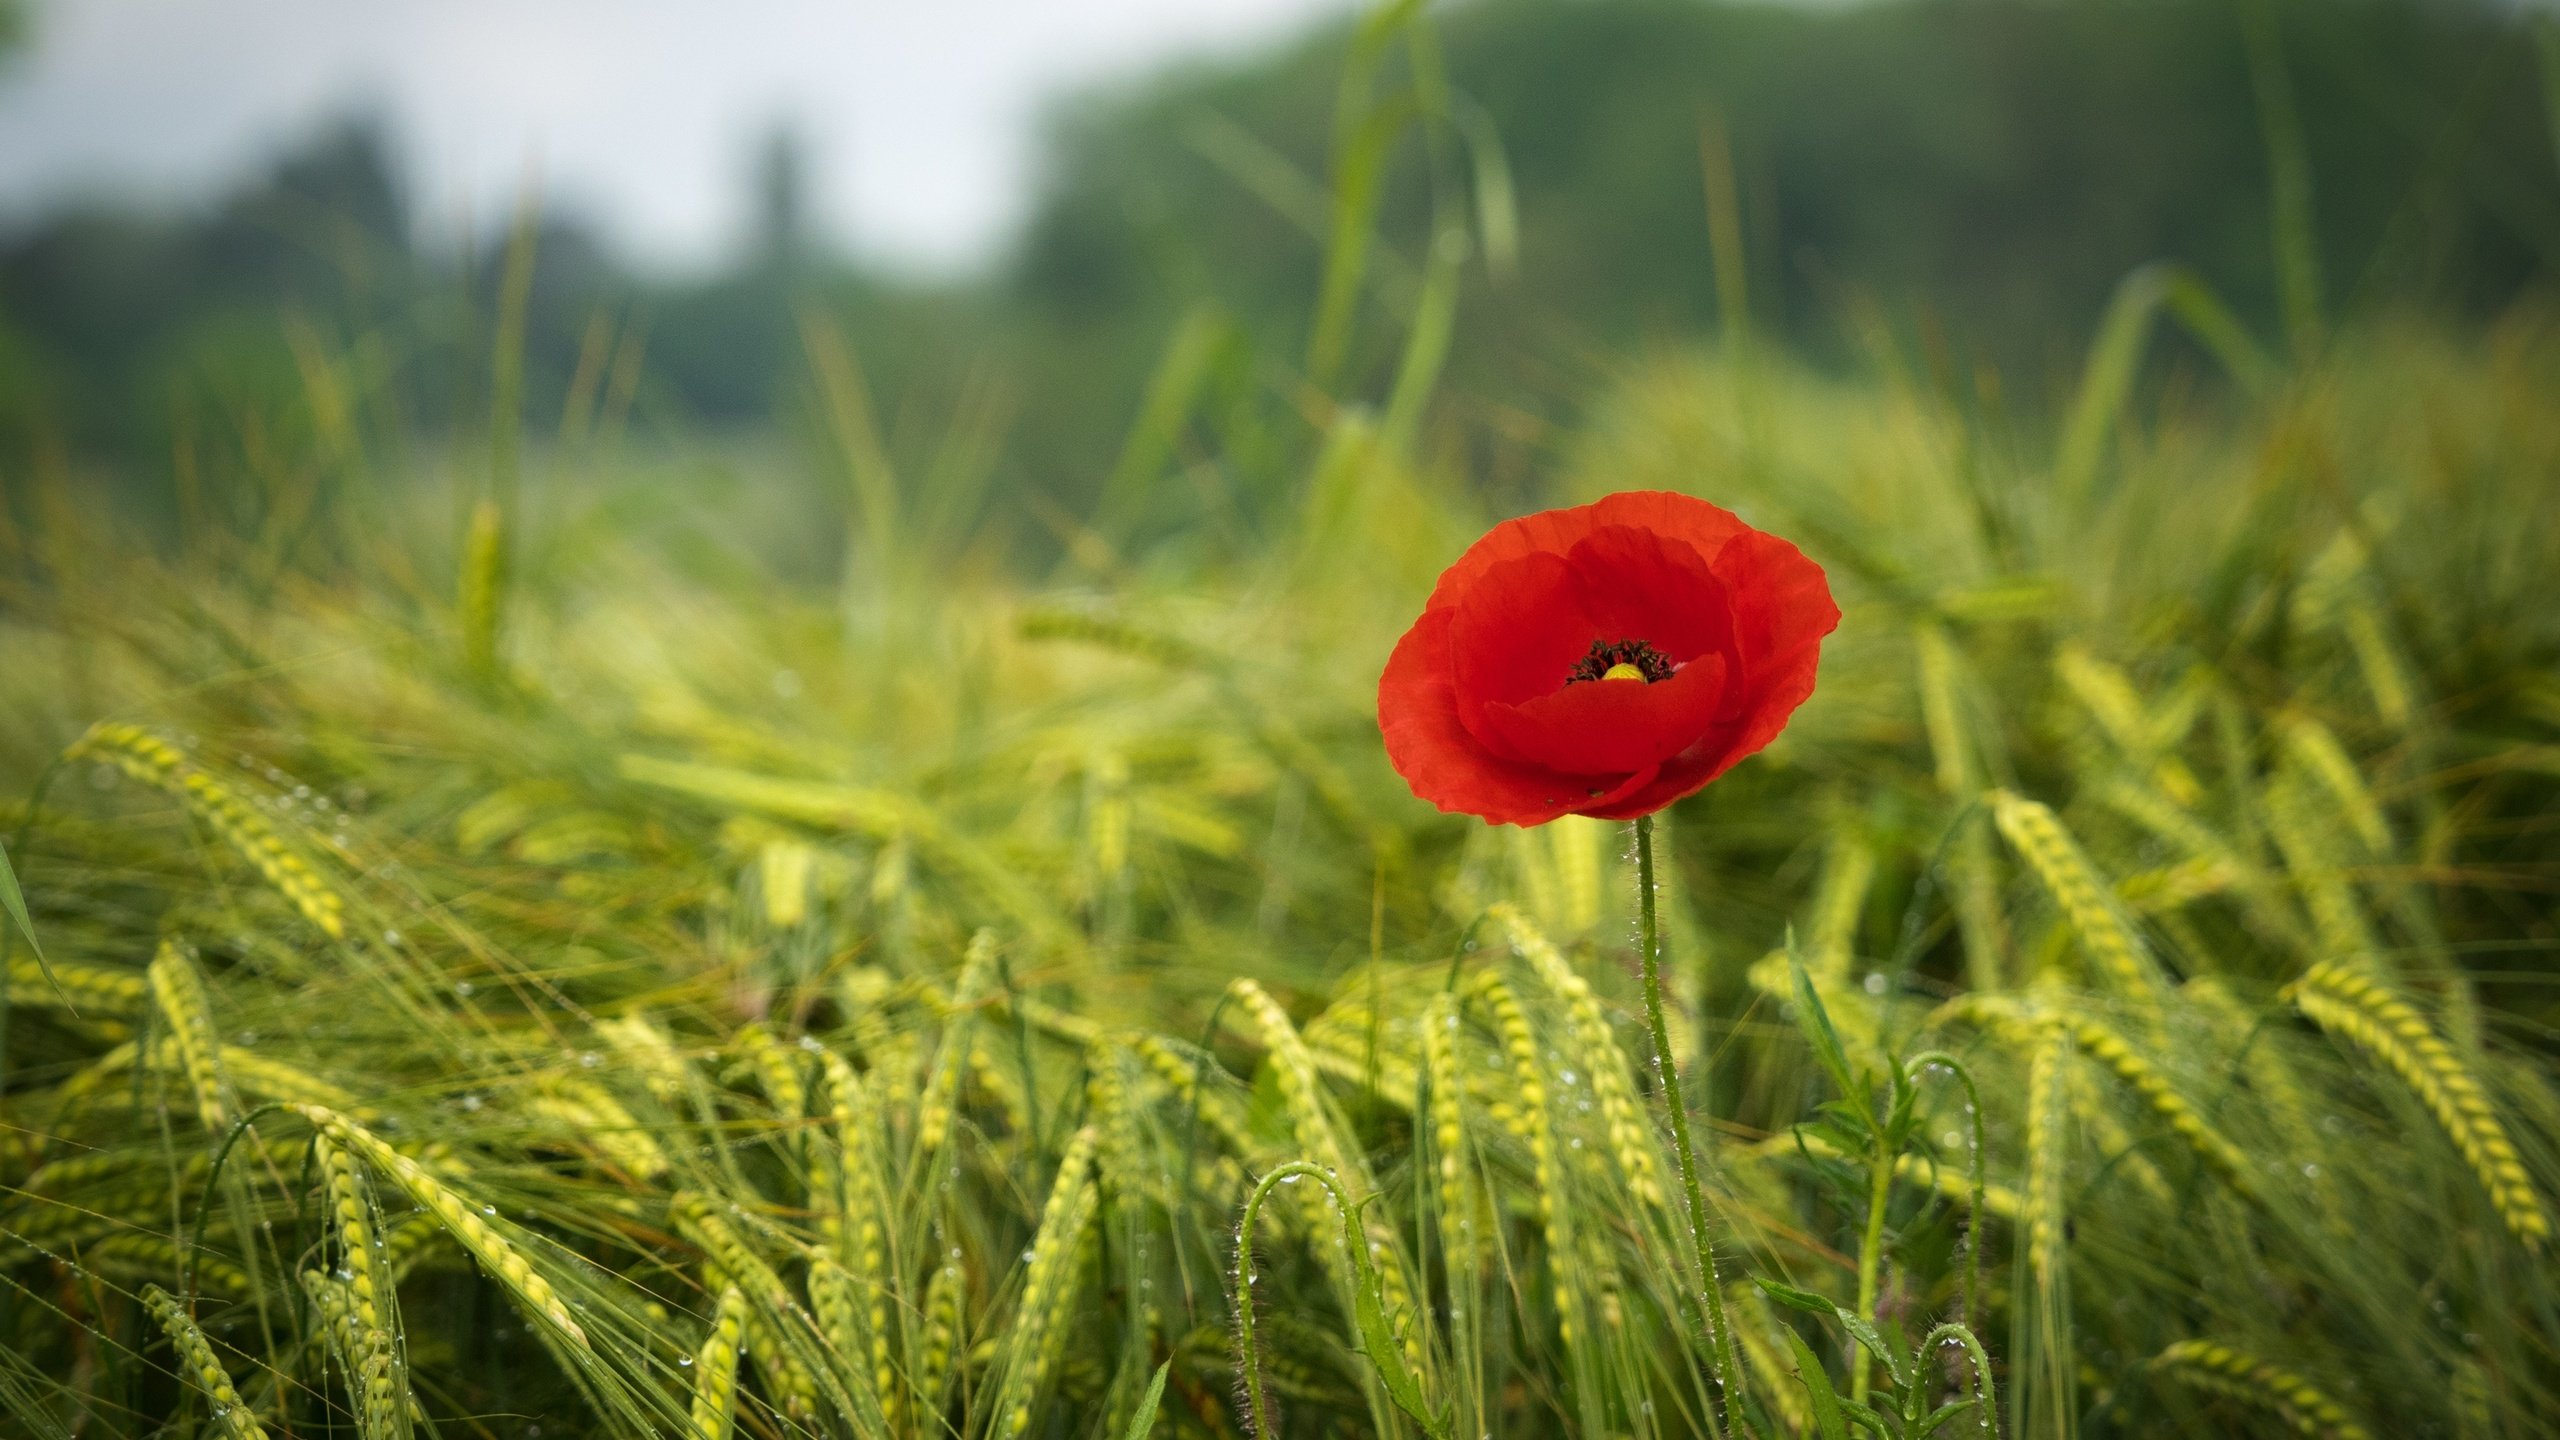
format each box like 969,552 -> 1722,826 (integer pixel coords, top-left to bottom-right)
1567,637 -> 1674,685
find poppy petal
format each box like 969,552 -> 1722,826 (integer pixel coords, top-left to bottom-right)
1425,491 -> 1751,613
1586,762 -> 1665,812
1476,651 -> 1730,776
1564,523 -> 1737,667
1711,529 -> 1838,755
1446,550 -> 1602,730
1378,606 -> 1593,826
1717,528 -> 1841,684
1575,532 -> 1838,818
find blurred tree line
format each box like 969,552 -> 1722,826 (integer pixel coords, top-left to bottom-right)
1,0 -> 2552,525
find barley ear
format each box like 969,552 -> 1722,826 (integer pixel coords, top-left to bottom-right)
815,1050 -> 904,1430
1495,904 -> 1665,1211
7,953 -> 148,1016
673,1192 -> 826,1418
2067,1015 -> 2258,1200
140,1283 -> 269,1440
2152,1338 -> 2372,1440
688,1285 -> 748,1440
1992,790 -> 2169,1035
2287,962 -> 2550,1249
147,940 -> 232,1133
528,1080 -> 669,1182
314,1130 -> 407,1437
1417,991 -> 1478,1275
730,1021 -> 811,1134
917,929 -> 1001,1155
2276,710 -> 2391,855
71,724 -> 347,938
914,1248 -> 966,1420
991,1125 -> 1100,1438
293,1105 -> 590,1348
1469,970 -> 1583,1360
2020,1016 -> 2078,1434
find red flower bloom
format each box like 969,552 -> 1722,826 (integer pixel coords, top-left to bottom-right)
1378,491 -> 1839,825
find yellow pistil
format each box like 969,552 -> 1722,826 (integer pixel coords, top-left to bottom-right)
1602,662 -> 1647,682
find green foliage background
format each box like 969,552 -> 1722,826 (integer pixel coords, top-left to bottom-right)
5,0 -> 2553,504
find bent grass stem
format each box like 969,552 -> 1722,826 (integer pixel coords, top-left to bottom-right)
1234,1163 -> 1331,1438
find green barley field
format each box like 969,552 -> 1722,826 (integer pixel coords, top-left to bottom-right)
5,4 -> 2560,1437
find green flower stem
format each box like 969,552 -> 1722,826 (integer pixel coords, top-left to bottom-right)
1853,1133 -> 1894,1406
1635,813 -> 1750,1434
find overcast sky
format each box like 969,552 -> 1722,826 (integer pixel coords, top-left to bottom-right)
0,0 -> 1361,274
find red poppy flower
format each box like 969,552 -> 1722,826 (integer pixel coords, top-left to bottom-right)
1378,490 -> 1839,825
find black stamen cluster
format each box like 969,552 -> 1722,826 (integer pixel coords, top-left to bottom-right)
1566,637 -> 1673,684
